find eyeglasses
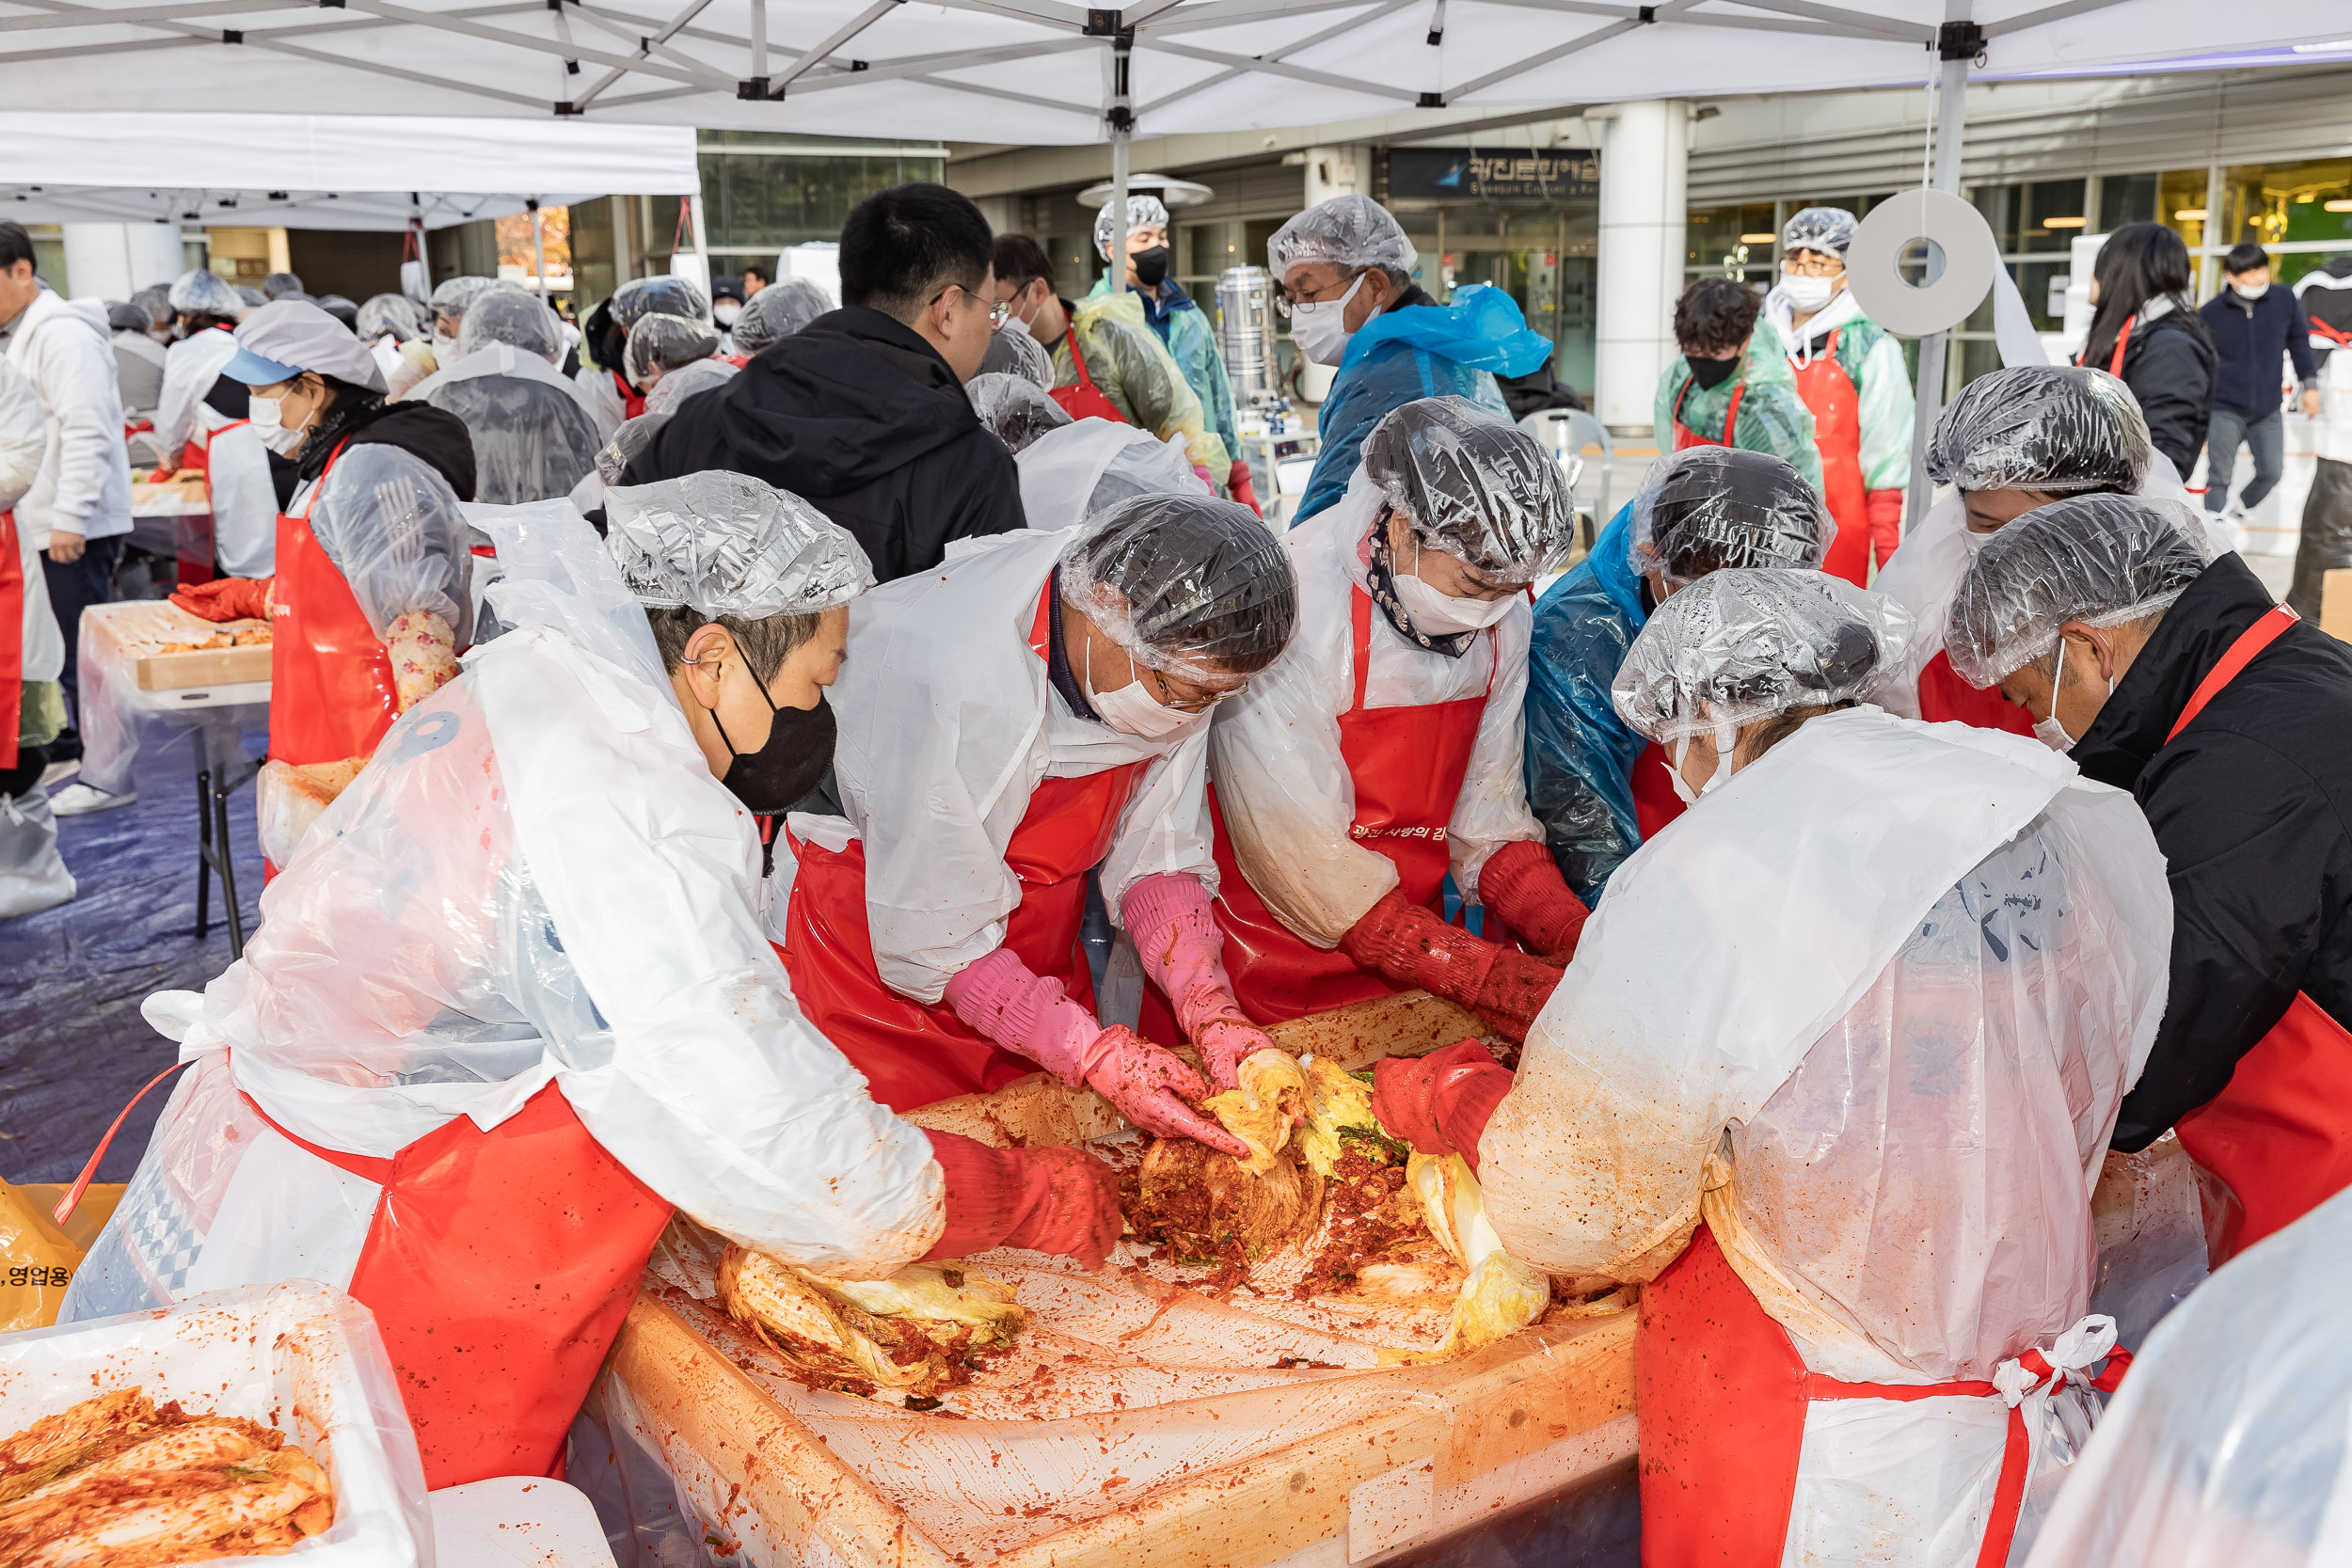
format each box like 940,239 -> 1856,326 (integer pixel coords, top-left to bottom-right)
988,299 -> 1011,327
1273,267 -> 1364,318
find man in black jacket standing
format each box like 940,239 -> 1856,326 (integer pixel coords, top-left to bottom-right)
628,183 -> 1024,580
1947,492 -> 2352,1265
2199,242 -> 2320,543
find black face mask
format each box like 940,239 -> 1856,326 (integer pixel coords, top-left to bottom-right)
712,679 -> 836,815
1688,352 -> 1740,390
1132,245 -> 1171,289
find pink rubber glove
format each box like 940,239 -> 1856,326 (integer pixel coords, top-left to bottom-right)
1120,873 -> 1279,1092
944,948 -> 1248,1155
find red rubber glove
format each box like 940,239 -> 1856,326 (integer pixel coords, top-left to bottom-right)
1120,873 -> 1276,1091
1340,889 -> 1565,1043
919,1131 -> 1123,1270
1865,489 -> 1905,567
169,575 -> 273,623
1227,457 -> 1262,516
1476,839 -> 1591,963
1370,1040 -> 1514,1172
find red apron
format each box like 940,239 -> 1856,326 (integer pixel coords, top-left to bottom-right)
1050,331 -> 1128,425
178,415 -> 248,590
0,509 -> 21,771
1640,1226 -> 2040,1568
612,368 -> 645,422
2160,605 -> 2352,1261
1159,590 -> 1493,1031
1917,649 -> 2036,736
239,1080 -> 671,1491
268,440 -> 402,768
1671,375 -> 1744,452
1629,742 -> 1686,842
1789,328 -> 1872,587
778,585 -> 1147,1112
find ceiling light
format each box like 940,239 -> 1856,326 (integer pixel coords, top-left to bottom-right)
1739,232 -> 1775,243
2174,208 -> 2207,221
2043,215 -> 2086,228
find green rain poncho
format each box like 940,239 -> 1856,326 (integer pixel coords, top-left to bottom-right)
1653,318 -> 1824,492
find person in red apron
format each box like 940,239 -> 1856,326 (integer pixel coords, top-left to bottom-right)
1523,446 -> 1835,903
58,481 -> 1121,1488
1656,276 -> 1825,489
167,300 -> 479,866
1162,399 -> 1585,1053
1948,492 -> 2352,1265
779,494 -> 1295,1125
1400,566 -> 2169,1567
1875,364 -> 2211,739
0,353 -> 74,916
1762,206 -> 1916,584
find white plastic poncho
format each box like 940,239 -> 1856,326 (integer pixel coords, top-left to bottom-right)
819,528 -> 1222,1005
1014,417 -> 1204,529
2021,1184 -> 2352,1568
153,325 -> 240,464
1208,467 -> 1540,946
1479,706 -> 2173,1567
62,499 -> 944,1327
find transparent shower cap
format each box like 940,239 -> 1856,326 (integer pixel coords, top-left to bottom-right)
978,323 -> 1055,388
1613,567 -> 1913,745
167,269 -> 245,318
1628,447 -> 1835,588
455,285 -> 564,362
1094,194 -> 1171,258
427,275 -> 495,324
611,275 -> 711,328
1945,493 -> 2206,688
731,277 -> 834,355
1266,195 -> 1418,280
1781,206 -> 1857,260
357,293 -> 424,341
1362,396 -> 1576,583
1926,366 -> 2152,495
1058,494 -> 1297,684
604,470 -> 875,620
969,372 -> 1072,453
643,356 -> 739,418
623,312 -> 722,388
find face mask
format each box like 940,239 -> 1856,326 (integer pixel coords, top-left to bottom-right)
1688,353 -> 1740,390
1085,634 -> 1202,739
1390,536 -> 1518,635
1667,731 -> 1737,806
1779,273 -> 1839,312
1962,528 -> 1993,559
1132,245 -> 1170,289
715,302 -> 742,326
431,331 -> 460,366
2032,639 -> 2113,753
2234,281 -> 2269,301
1289,274 -> 1367,367
710,673 -> 837,814
247,393 -> 310,457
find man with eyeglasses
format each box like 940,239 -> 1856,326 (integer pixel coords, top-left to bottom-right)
627,182 -> 1025,581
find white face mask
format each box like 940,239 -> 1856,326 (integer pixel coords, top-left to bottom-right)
1779,273 -> 1839,312
2033,638 -> 2113,753
714,302 -> 742,327
2234,281 -> 2270,301
1389,535 -> 1518,635
1962,528 -> 1993,559
1084,634 -> 1205,739
246,392 -> 310,457
431,330 -> 460,366
1667,730 -> 1738,806
1289,274 -> 1368,366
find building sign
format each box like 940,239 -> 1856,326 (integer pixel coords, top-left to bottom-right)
1388,147 -> 1598,203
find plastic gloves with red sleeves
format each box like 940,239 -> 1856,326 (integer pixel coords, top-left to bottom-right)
169,576 -> 273,623
1339,890 -> 1565,1043
1369,1040 -> 1513,1173
943,946 -> 1249,1156
1474,840 -> 1591,963
1120,872 -> 1278,1092
918,1131 -> 1123,1270
1227,458 -> 1262,516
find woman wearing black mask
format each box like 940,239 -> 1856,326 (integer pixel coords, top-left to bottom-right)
1655,277 -> 1823,492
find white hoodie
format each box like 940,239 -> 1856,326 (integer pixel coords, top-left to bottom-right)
5,289 -> 132,547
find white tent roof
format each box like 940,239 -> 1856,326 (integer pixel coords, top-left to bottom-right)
0,0 -> 2345,140
0,111 -> 699,229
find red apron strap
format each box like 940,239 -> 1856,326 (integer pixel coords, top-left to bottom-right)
2106,314 -> 2136,377
1066,329 -> 1096,392
1723,381 -> 1746,445
2165,604 -> 2299,744
1672,374 -> 1692,430
1973,1406 -> 2034,1568
52,1060 -> 189,1226
238,1087 -> 399,1184
1349,589 -> 1373,710
0,509 -> 22,772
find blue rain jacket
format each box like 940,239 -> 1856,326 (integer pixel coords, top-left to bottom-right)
1293,284 -> 1551,525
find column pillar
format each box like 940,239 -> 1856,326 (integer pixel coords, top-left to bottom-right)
1592,98 -> 1688,437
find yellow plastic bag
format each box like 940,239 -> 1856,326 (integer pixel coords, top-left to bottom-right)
0,1180 -> 125,1333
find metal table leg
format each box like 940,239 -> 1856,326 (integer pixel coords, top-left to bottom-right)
195,757 -> 251,958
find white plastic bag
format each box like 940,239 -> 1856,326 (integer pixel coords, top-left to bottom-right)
0,1278 -> 432,1568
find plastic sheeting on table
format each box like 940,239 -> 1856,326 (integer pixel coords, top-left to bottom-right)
0,1279 -> 431,1568
74,600 -> 266,800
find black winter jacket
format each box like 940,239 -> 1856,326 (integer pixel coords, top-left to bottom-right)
2071,555 -> 2352,1151
2086,309 -> 2214,480
2199,284 -> 2317,419
628,306 -> 1025,582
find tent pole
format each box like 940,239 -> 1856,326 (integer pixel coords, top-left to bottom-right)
1108,29 -> 1131,296
410,194 -> 432,297
1903,0 -> 1976,533
689,189 -> 711,293
528,198 -> 548,298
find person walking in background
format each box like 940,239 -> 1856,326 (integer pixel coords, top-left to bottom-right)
0,222 -> 132,766
2198,242 -> 2320,550
2077,222 -> 2214,483
2290,253 -> 2352,617
1761,207 -> 1915,582
1655,277 -> 1822,489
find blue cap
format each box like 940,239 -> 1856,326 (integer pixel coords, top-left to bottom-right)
220,346 -> 302,387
